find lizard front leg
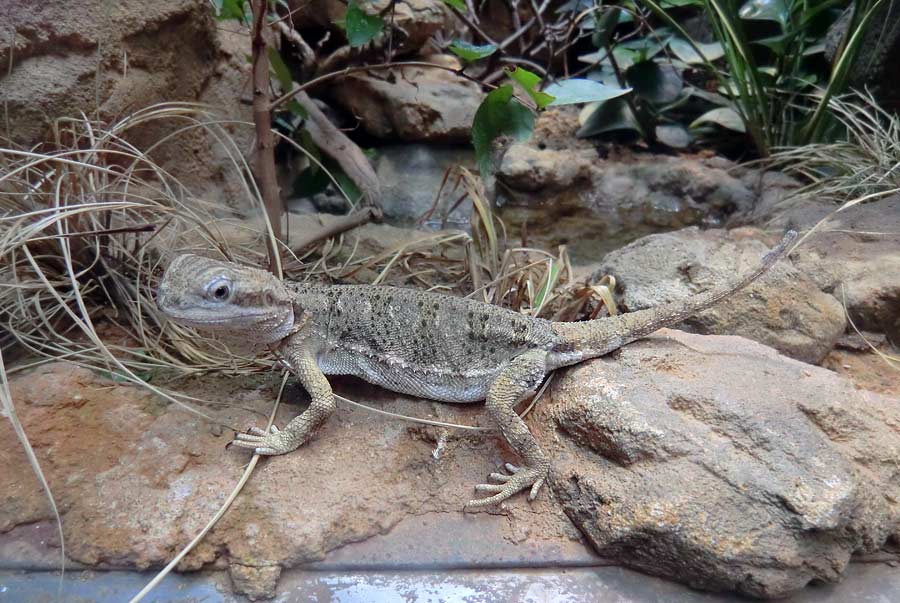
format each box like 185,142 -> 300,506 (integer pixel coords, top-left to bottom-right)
466,349 -> 551,509
231,337 -> 335,455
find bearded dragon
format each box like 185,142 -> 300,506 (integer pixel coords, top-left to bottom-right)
156,230 -> 796,508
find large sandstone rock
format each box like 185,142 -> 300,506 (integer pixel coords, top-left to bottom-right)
0,362 -> 581,599
592,227 -> 847,364
531,329 -> 900,599
0,0 -> 254,207
330,60 -> 483,143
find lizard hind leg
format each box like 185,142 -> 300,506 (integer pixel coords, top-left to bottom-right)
465,349 -> 551,510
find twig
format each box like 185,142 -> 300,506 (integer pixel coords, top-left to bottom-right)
272,20 -> 315,70
289,207 -> 380,253
271,61 -> 493,110
250,0 -> 283,274
293,90 -> 383,208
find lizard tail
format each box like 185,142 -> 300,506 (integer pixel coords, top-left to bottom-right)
550,230 -> 798,358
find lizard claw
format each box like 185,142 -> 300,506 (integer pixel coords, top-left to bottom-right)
464,462 -> 549,510
230,425 -> 288,456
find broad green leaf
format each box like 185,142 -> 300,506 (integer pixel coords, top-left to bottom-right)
592,7 -> 622,49
471,85 -> 535,175
545,78 -> 631,106
626,61 -> 683,104
739,0 -> 789,28
506,67 -> 555,109
690,107 -> 746,133
576,98 -> 643,138
345,2 -> 384,47
213,0 -> 247,21
655,124 -> 691,148
439,0 -> 466,10
267,48 -> 293,91
668,38 -> 725,64
660,0 -> 703,6
449,41 -> 498,62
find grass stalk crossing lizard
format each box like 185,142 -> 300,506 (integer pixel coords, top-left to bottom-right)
156,230 -> 797,508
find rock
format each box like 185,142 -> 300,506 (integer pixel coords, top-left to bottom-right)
0,0 -> 254,208
372,144 -> 476,226
592,227 -> 846,363
754,194 -> 900,344
530,329 -> 900,599
286,0 -> 450,53
825,6 -> 900,112
0,362 -> 581,596
494,116 -> 759,261
330,59 -> 483,143
229,563 -> 282,601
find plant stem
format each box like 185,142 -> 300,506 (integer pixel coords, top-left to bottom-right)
251,0 -> 283,274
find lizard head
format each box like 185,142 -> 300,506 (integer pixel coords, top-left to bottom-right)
156,254 -> 294,344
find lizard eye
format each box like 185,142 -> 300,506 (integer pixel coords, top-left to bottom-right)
207,278 -> 233,302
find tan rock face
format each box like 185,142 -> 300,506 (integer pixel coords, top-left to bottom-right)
331,63 -> 483,143
0,0 -> 254,208
532,329 -> 900,599
0,362 -> 580,598
594,227 -> 847,364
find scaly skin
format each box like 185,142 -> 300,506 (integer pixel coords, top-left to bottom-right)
156,231 -> 796,508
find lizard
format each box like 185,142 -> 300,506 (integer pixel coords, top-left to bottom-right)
155,230 -> 797,508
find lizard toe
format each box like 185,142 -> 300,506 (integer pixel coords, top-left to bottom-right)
464,463 -> 549,510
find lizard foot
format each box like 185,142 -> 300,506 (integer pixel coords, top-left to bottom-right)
464,462 -> 549,509
230,425 -> 292,456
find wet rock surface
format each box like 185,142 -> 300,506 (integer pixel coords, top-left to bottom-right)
493,110 -> 761,261
531,329 -> 900,599
592,227 -> 847,363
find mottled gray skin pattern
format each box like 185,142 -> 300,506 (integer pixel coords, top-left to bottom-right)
156,231 -> 796,508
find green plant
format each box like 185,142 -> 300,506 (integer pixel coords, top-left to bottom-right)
576,0 -> 884,156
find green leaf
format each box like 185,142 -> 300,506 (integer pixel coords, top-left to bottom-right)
544,78 -> 631,106
626,61 -> 683,104
655,124 -> 691,148
449,41 -> 498,62
213,0 -> 247,21
668,38 -> 725,64
439,0 -> 466,9
690,107 -> 746,133
506,67 -> 555,109
592,7 -> 622,49
471,85 -> 535,175
576,98 -> 643,138
267,48 -> 293,91
287,99 -> 308,119
738,0 -> 789,28
345,2 -> 384,47
660,0 -> 703,6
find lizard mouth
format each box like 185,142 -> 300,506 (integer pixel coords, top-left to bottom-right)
162,310 -> 275,328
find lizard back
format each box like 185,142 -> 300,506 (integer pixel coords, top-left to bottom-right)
287,283 -> 564,402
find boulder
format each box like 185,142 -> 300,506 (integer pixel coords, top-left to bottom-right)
286,0 -> 450,54
531,329 -> 900,599
0,362 -> 581,598
330,59 -> 483,143
592,227 -> 847,364
0,0 -> 254,208
494,110 -> 760,262
756,195 -> 900,344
